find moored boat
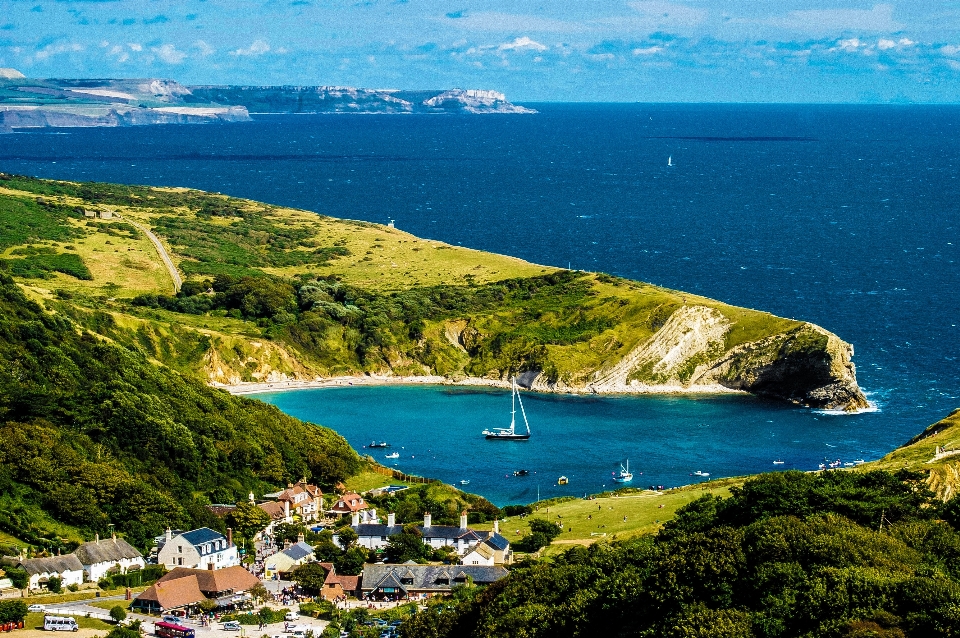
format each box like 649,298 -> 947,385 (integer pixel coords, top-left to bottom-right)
612,459 -> 633,483
482,377 -> 532,440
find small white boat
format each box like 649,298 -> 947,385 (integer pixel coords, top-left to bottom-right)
853,459 -> 866,465
612,460 -> 633,483
667,155 -> 673,167
773,459 -> 785,465
843,462 -> 855,467
384,452 -> 399,459
459,480 -> 470,485
557,476 -> 569,485
818,463 -> 826,469
693,470 -> 710,477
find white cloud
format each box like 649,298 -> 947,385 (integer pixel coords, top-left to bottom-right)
941,45 -> 960,56
193,40 -> 214,57
632,46 -> 663,56
498,36 -> 547,52
128,43 -> 142,52
35,43 -> 83,61
877,39 -> 896,50
768,4 -> 900,35
231,39 -> 271,56
153,44 -> 186,64
838,38 -> 863,52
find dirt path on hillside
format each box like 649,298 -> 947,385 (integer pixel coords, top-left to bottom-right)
125,219 -> 182,293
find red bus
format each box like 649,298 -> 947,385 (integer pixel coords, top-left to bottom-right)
155,622 -> 196,638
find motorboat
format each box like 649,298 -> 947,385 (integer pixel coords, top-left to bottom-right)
369,441 -> 389,448
557,476 -> 569,485
513,469 -> 530,477
692,470 -> 710,477
384,452 -> 400,459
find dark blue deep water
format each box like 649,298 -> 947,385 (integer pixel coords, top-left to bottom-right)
2,105 -> 958,503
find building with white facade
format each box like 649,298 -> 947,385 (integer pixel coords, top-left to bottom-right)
157,528 -> 239,571
73,534 -> 145,582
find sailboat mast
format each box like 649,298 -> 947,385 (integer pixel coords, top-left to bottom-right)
516,382 -> 531,435
510,377 -> 517,433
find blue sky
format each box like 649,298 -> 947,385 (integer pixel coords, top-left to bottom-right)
4,1 -> 960,102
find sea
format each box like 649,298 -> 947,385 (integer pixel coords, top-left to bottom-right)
2,104 -> 958,505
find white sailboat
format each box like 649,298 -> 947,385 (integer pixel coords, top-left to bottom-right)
667,156 -> 673,167
482,377 -> 531,440
612,460 -> 633,483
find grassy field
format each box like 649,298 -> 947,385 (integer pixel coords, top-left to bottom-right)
24,612 -> 112,631
343,469 -> 414,494
87,600 -> 133,611
471,479 -> 742,551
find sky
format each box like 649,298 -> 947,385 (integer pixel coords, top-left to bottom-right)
4,1 -> 960,102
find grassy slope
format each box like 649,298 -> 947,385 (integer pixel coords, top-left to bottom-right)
866,407 -> 960,499
0,176 -> 806,387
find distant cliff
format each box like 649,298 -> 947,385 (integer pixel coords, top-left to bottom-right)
186,85 -> 536,114
0,71 -> 533,131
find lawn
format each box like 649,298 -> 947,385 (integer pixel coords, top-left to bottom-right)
88,600 -> 132,611
472,478 -> 743,552
24,612 -> 112,631
343,469 -> 414,494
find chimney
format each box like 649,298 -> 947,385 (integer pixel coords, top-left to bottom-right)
423,512 -> 432,529
387,513 -> 395,528
249,491 -> 255,503
227,528 -> 233,547
351,511 -> 360,527
284,500 -> 290,521
283,540 -> 291,550
112,532 -> 117,541
493,519 -> 499,534
165,528 -> 172,542
95,533 -> 100,543
297,533 -> 305,544
460,511 -> 468,530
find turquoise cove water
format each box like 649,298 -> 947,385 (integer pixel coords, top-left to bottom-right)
259,385 -> 897,506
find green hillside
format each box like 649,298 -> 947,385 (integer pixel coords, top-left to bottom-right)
0,174 -> 866,410
0,273 -> 360,551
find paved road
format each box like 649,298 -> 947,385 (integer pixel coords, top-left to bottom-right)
126,218 -> 182,293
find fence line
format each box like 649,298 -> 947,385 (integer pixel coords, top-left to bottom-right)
366,461 -> 437,485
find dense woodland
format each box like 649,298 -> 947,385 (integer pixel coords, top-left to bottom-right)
401,471 -> 960,638
0,275 -> 360,550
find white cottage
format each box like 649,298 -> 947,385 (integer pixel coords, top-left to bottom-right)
157,528 -> 239,571
342,512 -> 484,556
18,555 -> 84,591
73,534 -> 145,582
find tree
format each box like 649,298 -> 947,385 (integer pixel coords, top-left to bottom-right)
47,576 -> 62,593
274,522 -> 308,544
226,501 -> 271,544
4,568 -> 27,590
334,547 -> 368,576
336,527 -> 357,551
385,524 -> 430,563
109,606 -> 127,623
0,601 -> 27,624
291,563 -> 328,595
249,582 -> 268,604
198,599 -> 217,614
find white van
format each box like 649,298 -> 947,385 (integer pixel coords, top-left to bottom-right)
44,616 -> 78,632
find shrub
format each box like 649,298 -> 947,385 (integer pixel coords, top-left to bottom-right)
47,576 -> 62,593
110,606 -> 127,623
67,583 -> 79,592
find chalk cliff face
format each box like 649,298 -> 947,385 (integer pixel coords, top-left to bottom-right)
0,71 -> 532,131
506,305 -> 868,411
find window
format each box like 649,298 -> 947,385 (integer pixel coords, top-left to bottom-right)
177,557 -> 183,566
177,546 -> 182,553
435,578 -> 449,585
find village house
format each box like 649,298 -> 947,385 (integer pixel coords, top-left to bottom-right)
459,520 -> 513,566
73,533 -> 145,582
8,555 -> 84,591
157,527 -> 239,571
263,538 -> 314,579
316,562 -> 360,601
132,565 -> 260,613
329,492 -> 368,516
360,563 -> 508,600
341,511 -> 510,561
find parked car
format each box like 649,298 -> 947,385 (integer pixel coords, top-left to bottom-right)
221,621 -> 242,631
284,612 -> 299,622
28,605 -> 45,613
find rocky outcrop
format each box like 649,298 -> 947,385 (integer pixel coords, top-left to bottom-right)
693,324 -> 869,411
0,105 -> 250,129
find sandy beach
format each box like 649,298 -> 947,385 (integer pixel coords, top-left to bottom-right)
211,374 -> 745,397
